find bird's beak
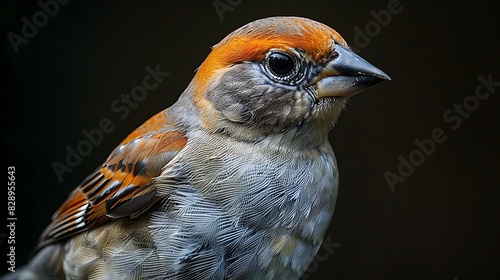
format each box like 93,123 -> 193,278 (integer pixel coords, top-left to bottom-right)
315,44 -> 391,98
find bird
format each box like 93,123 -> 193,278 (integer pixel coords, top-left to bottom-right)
6,16 -> 390,279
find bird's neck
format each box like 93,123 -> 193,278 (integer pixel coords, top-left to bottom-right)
169,82 -> 339,150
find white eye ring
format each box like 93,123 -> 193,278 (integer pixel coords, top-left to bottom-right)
263,50 -> 305,86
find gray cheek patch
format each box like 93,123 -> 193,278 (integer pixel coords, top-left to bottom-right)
207,63 -> 312,131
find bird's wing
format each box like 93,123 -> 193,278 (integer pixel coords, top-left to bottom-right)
37,110 -> 187,249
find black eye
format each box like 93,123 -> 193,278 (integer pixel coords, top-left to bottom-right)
263,50 -> 305,86
268,52 -> 295,76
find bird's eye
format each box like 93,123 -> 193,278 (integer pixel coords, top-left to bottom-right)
263,51 -> 304,86
268,52 -> 294,76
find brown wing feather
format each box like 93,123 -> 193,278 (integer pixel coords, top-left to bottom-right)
37,110 -> 187,250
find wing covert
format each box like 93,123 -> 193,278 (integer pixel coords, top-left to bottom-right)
38,110 -> 187,248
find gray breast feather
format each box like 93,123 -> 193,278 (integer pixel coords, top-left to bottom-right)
150,132 -> 338,279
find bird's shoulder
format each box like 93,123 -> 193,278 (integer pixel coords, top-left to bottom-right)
37,109 -> 188,249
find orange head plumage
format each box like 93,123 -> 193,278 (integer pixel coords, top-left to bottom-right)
194,17 -> 348,93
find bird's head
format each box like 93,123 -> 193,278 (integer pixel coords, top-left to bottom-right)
181,16 -> 390,145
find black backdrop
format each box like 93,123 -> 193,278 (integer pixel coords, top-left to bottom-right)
2,0 -> 499,279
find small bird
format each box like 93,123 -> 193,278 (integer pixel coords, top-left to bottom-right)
8,16 -> 389,279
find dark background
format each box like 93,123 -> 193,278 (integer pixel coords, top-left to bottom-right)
2,0 -> 499,279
